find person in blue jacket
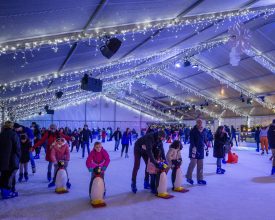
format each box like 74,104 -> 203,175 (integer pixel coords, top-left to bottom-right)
121,128 -> 132,158
186,119 -> 207,185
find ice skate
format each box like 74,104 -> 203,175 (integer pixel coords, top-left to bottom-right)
131,182 -> 137,193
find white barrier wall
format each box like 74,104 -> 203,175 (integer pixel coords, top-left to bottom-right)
19,97 -> 157,132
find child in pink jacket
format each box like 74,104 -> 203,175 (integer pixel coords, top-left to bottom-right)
86,142 -> 110,196
49,138 -> 70,188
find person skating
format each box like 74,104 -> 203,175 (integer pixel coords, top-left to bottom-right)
111,128 -> 122,151
121,128 -> 132,158
48,138 -> 71,188
86,142 -> 110,206
260,126 -> 269,155
147,140 -> 166,194
71,129 -> 80,153
131,130 -> 166,193
18,134 -> 32,182
213,126 -> 227,174
186,119 -> 207,185
80,124 -> 93,158
33,124 -> 71,183
166,140 -> 188,192
268,120 -> 275,175
0,121 -> 21,199
14,123 -> 36,174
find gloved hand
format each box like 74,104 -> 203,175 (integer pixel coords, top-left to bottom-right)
93,166 -> 102,175
158,161 -> 168,170
88,168 -> 93,173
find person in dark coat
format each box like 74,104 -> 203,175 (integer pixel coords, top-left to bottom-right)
213,126 -> 227,174
71,129 -> 80,153
255,127 -> 260,152
268,119 -> 275,175
121,128 -> 132,158
111,127 -> 122,151
131,130 -> 166,193
0,121 -> 21,199
79,124 -> 93,158
231,125 -> 238,147
18,134 -> 32,182
14,123 -> 36,173
186,119 -> 207,185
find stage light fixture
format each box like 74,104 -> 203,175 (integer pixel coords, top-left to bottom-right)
55,91 -> 63,99
184,60 -> 191,67
100,37 -> 122,59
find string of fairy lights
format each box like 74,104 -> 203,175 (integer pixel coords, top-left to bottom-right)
157,70 -> 249,117
190,57 -> 275,110
0,36 -> 229,94
0,6 -> 274,56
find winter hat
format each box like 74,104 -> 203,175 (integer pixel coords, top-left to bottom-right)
13,123 -> 21,129
158,130 -> 166,138
272,119 -> 275,124
4,121 -> 14,129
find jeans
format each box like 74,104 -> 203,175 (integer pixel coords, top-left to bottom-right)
186,158 -> 203,181
217,158 -> 222,168
48,162 -> 53,175
114,140 -> 120,151
121,144 -> 129,154
29,152 -> 35,168
82,141 -> 90,158
19,163 -> 28,174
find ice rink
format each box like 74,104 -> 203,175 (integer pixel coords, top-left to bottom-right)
1,141 -> 275,220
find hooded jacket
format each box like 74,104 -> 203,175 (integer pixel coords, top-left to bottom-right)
86,147 -> 110,169
268,123 -> 275,149
50,138 -> 70,163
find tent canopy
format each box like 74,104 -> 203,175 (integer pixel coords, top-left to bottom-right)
0,0 -> 275,121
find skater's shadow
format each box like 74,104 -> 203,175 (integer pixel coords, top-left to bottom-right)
251,176 -> 275,184
205,163 -> 216,165
0,197 -> 90,219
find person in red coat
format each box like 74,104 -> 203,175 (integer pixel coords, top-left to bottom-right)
33,124 -> 71,183
49,138 -> 71,188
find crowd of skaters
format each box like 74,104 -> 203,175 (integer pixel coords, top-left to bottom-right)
0,119 -> 275,200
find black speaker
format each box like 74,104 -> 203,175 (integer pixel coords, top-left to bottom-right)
55,91 -> 63,99
81,74 -> 103,92
100,38 -> 122,59
184,60 -> 191,67
46,109 -> 54,115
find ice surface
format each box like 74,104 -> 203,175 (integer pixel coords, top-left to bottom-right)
1,141 -> 275,220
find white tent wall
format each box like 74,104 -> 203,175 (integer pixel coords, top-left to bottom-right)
18,97 -> 156,132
